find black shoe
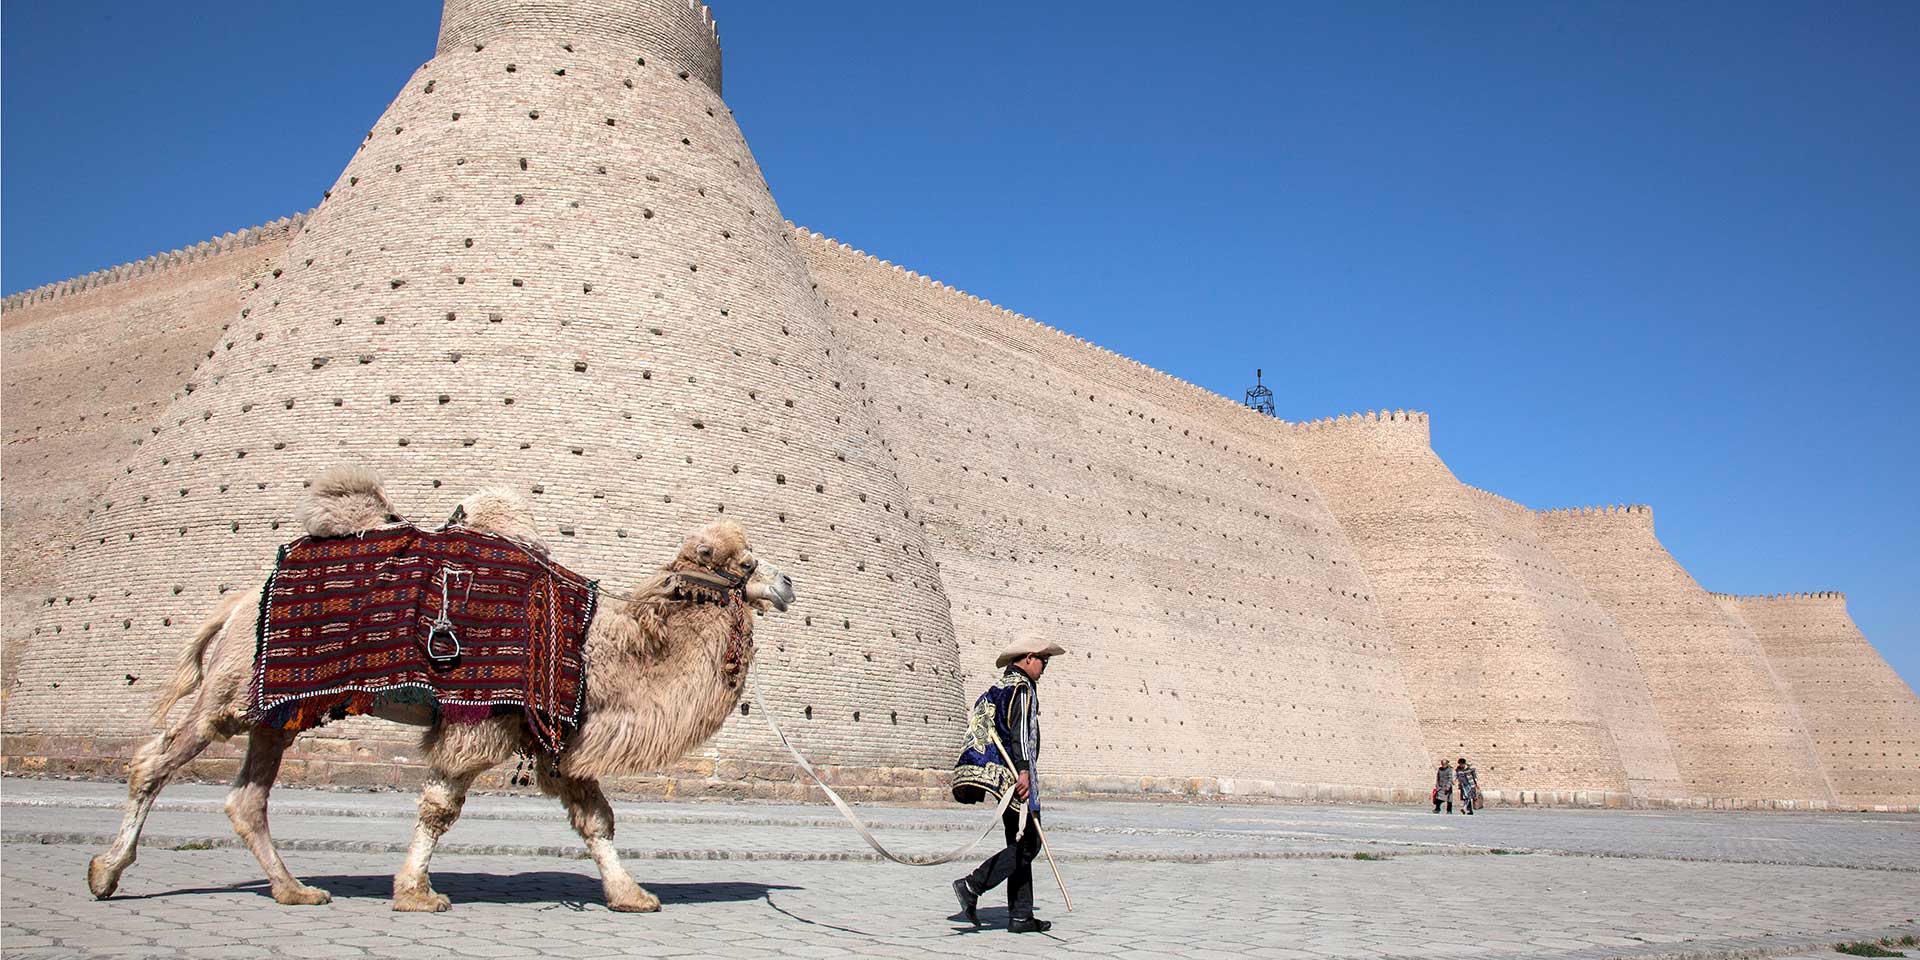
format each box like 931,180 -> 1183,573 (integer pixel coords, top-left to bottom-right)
1008,917 -> 1052,934
951,879 -> 978,925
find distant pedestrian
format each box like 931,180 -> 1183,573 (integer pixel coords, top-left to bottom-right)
1456,758 -> 1479,815
951,633 -> 1064,934
1432,760 -> 1454,813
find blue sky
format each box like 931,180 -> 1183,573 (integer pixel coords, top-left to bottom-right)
5,1 -> 1916,691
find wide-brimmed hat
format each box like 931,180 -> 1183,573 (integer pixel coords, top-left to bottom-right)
996,633 -> 1066,668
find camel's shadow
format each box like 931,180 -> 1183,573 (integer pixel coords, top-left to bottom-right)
131,871 -> 795,907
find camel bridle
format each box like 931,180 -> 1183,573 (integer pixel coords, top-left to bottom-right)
663,566 -> 750,602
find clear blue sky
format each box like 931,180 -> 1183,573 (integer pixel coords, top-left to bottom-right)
5,1 -> 1916,691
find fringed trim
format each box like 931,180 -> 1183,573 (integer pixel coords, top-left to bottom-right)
258,685 -> 439,731
247,543 -> 291,723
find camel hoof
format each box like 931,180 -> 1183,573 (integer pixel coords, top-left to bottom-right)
87,855 -> 122,899
392,889 -> 451,912
273,884 -> 333,906
607,886 -> 661,913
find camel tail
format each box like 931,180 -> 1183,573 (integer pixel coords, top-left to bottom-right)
149,592 -> 243,725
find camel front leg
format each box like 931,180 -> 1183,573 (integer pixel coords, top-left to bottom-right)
225,725 -> 329,905
88,719 -> 217,897
550,773 -> 657,912
391,770 -> 477,912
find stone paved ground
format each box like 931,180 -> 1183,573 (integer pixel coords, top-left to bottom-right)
4,776 -> 1917,959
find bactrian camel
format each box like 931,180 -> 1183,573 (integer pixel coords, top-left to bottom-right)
87,466 -> 797,912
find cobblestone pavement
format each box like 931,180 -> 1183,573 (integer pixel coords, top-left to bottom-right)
8,777 -> 1917,868
4,777 -> 1917,959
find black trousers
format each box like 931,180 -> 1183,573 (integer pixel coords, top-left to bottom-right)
1434,786 -> 1452,813
965,807 -> 1041,919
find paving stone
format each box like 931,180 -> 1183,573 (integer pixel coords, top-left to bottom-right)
5,786 -> 1918,959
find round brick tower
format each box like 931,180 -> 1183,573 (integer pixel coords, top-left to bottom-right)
7,0 -> 968,794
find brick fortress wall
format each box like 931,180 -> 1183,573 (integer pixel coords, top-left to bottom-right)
1458,485 -> 1687,801
794,231 -> 1435,801
1293,412 -> 1639,804
1536,507 -> 1834,805
4,0 -> 969,800
4,0 -> 1913,808
2,218 -> 302,708
1715,593 -> 1920,808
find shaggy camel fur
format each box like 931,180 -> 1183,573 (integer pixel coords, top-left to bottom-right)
87,467 -> 796,913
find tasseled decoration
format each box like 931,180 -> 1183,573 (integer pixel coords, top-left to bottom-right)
720,593 -> 752,687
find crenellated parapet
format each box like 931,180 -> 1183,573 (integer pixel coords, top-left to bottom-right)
1288,409 -> 1434,453
1290,408 -> 1430,431
1459,483 -> 1539,524
1537,503 -> 1655,527
1711,591 -> 1848,603
1,210 -> 311,315
1460,483 -> 1527,509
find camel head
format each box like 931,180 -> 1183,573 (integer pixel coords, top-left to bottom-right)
668,518 -> 794,614
673,520 -> 796,613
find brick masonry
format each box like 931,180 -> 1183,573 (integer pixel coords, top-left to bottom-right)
2,0 -> 1914,809
1536,507 -> 1834,804
796,232 -> 1434,798
1715,592 -> 1920,807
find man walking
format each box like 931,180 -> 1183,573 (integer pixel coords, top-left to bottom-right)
1456,757 -> 1479,814
1433,759 -> 1455,813
951,634 -> 1063,933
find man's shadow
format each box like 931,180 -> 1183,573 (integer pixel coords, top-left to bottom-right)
763,893 -> 1023,938
950,905 -> 1014,934
127,871 -> 795,907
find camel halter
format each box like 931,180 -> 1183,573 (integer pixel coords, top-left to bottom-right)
663,567 -> 749,600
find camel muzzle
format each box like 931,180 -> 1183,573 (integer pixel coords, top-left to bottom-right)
753,565 -> 796,612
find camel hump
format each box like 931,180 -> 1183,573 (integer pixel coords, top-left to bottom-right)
300,464 -> 401,537
453,487 -> 547,554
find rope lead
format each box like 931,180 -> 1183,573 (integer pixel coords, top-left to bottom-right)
747,675 -> 1023,866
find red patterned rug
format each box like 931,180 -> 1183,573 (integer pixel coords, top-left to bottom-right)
250,525 -> 597,755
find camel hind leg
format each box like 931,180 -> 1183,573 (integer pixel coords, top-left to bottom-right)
87,715 -> 220,897
225,724 -> 330,905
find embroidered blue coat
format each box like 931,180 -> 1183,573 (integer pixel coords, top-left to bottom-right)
951,668 -> 1041,811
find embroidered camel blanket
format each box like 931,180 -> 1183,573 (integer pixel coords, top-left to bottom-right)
250,525 -> 597,755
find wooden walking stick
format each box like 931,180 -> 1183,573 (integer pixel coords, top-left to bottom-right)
1033,820 -> 1073,912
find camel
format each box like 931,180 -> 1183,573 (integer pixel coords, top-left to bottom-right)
86,466 -> 797,913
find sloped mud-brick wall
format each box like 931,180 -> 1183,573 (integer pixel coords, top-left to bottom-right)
796,230 -> 1434,800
